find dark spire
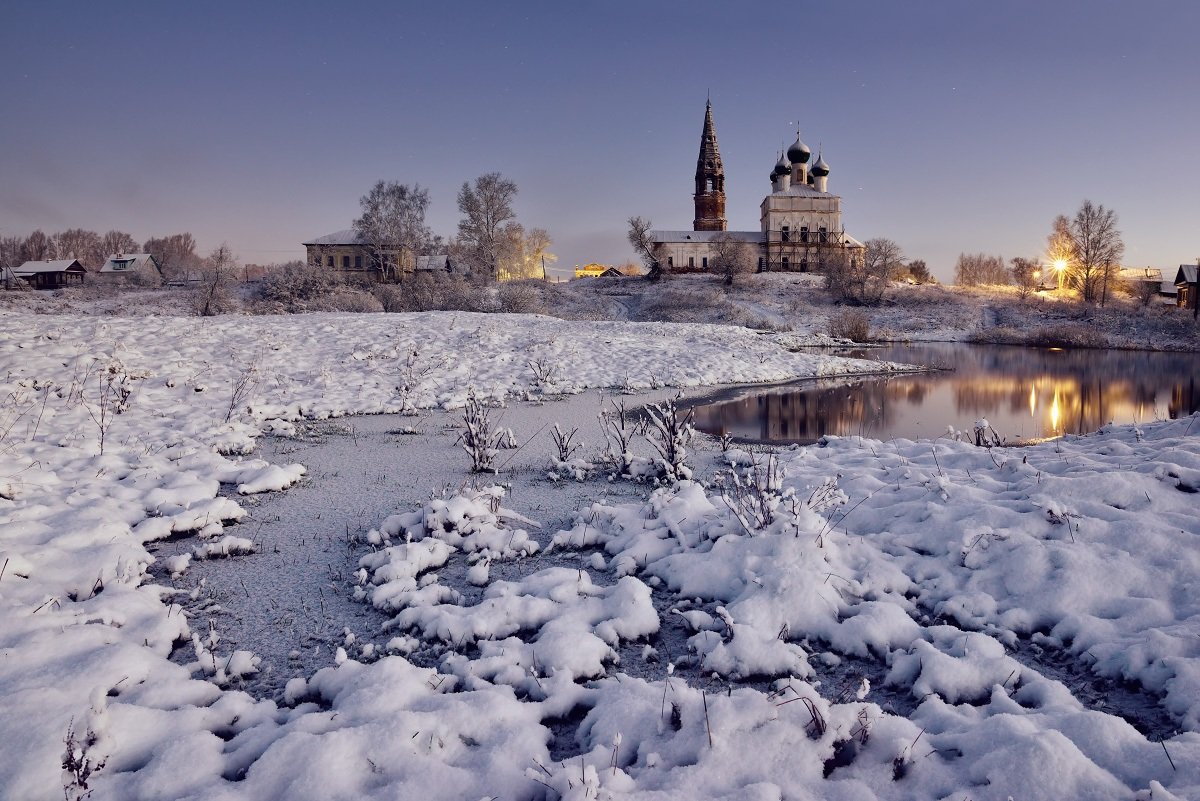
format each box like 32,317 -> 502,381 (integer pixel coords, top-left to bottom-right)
694,100 -> 727,231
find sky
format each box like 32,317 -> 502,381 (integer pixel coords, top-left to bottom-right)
2,1 -> 1198,282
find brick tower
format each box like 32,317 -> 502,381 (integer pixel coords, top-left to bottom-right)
693,100 -> 727,231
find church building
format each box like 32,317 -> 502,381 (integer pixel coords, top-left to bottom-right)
651,101 -> 863,273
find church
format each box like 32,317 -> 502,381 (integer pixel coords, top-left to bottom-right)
651,101 -> 863,273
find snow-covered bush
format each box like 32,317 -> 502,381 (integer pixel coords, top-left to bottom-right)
599,398 -> 641,478
548,423 -> 592,481
457,392 -> 505,473
644,395 -> 695,482
829,308 -> 871,342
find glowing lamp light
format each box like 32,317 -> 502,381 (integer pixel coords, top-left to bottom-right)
1051,258 -> 1068,290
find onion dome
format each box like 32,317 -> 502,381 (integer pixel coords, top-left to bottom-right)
773,153 -> 791,177
811,152 -> 830,177
786,133 -> 811,164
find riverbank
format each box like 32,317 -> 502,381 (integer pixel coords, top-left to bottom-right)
5,274 -> 1198,352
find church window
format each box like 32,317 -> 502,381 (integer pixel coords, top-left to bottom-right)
781,225 -> 790,243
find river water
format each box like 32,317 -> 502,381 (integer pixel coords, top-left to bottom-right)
690,343 -> 1200,445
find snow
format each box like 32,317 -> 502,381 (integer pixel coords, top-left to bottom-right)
1,307 -> 1199,800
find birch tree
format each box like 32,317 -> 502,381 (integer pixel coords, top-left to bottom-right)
456,173 -> 518,281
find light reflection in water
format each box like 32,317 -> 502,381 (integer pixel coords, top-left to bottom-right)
690,343 -> 1200,445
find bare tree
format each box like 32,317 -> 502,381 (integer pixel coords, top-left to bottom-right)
53,229 -> 104,268
497,223 -> 555,281
1067,200 -> 1124,305
144,233 -> 200,283
906,259 -> 931,283
954,253 -> 1010,286
457,173 -> 518,281
0,236 -> 22,270
21,230 -> 52,262
711,233 -> 755,287
627,216 -> 664,279
192,244 -> 240,316
825,239 -> 902,305
354,181 -> 433,281
100,230 -> 139,257
1011,257 -> 1040,299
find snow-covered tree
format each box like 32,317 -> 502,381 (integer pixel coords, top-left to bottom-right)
144,233 -> 201,283
497,224 -> 556,281
354,181 -> 433,281
711,232 -> 755,287
457,173 -> 517,281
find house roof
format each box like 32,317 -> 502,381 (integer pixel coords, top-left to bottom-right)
97,253 -> 159,273
14,259 -> 85,274
1119,267 -> 1163,281
650,230 -> 765,244
303,228 -> 369,246
1176,264 -> 1198,285
414,253 -> 452,271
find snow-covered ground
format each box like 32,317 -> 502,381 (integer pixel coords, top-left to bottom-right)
7,274 -> 1198,351
2,309 -> 1199,801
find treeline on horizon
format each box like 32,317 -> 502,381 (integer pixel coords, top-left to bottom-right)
0,229 -> 207,283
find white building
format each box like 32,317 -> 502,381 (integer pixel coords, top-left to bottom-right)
652,102 -> 862,273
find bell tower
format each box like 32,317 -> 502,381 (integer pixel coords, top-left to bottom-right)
693,100 -> 727,231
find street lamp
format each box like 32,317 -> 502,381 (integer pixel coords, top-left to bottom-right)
1052,258 -> 1068,290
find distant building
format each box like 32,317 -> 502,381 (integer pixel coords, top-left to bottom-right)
651,101 -> 863,274
97,253 -> 162,282
303,229 -> 380,279
574,263 -> 609,279
1118,267 -> 1176,304
1176,264 -> 1199,315
14,259 -> 86,290
304,229 -> 455,281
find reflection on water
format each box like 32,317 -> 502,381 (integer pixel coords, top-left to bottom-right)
691,343 -> 1200,445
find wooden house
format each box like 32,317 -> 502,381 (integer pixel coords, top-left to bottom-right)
1176,264 -> 1199,317
14,259 -> 87,289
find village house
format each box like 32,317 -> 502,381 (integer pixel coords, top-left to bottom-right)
13,259 -> 87,289
1176,264 -> 1199,316
651,101 -> 863,274
96,253 -> 162,283
1118,267 -> 1177,305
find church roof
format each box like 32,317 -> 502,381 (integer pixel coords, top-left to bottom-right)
764,183 -> 836,198
649,230 -> 765,244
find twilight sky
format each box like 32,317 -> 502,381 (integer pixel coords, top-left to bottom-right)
2,1 -> 1197,281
